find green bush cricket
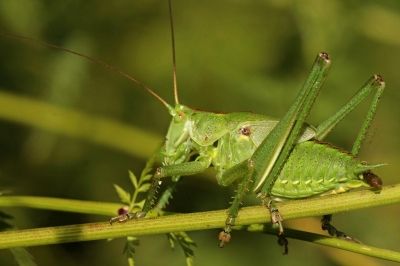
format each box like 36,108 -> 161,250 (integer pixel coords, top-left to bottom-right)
107,1 -> 386,254
109,52 -> 385,253
0,0 -> 384,255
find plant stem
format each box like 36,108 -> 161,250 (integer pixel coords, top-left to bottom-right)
240,225 -> 400,262
0,196 -> 121,216
0,90 -> 162,159
0,184 -> 399,261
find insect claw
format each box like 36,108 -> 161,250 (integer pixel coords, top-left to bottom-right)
218,231 -> 231,248
109,211 -> 147,225
342,235 -> 362,244
109,216 -> 121,225
277,234 -> 289,255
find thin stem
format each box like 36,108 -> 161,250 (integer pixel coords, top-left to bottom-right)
0,196 -> 121,216
239,225 -> 400,262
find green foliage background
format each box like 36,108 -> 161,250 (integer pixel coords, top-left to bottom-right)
0,0 -> 400,265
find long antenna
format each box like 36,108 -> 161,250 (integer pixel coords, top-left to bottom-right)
0,32 -> 171,108
168,0 -> 179,104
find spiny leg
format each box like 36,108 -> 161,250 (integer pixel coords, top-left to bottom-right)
315,75 -> 385,142
254,53 -> 331,252
153,180 -> 180,210
110,159 -> 211,224
321,214 -> 361,243
350,75 -> 385,156
109,181 -> 180,224
267,200 -> 288,254
319,75 -> 385,241
218,159 -> 255,248
212,53 -> 330,249
109,142 -> 163,223
258,53 -> 331,195
109,174 -> 162,224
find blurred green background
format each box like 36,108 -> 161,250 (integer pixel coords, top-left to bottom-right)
0,0 -> 400,265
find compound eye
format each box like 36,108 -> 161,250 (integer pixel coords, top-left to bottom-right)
174,111 -> 186,123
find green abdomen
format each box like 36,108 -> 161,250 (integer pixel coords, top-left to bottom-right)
271,141 -> 367,199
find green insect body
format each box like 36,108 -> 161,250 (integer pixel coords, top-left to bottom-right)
161,105 -> 317,186
109,52 -> 385,253
101,15 -> 385,251
271,141 -> 383,199
153,109 -> 383,213
158,103 -> 383,200
1,3 -> 386,255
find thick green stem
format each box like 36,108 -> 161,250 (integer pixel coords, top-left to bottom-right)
0,184 -> 399,262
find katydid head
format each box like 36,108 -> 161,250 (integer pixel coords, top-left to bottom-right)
162,104 -> 195,166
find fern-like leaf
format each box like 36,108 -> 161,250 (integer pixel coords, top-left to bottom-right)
128,171 -> 138,189
113,184 -> 131,205
123,236 -> 140,266
137,183 -> 151,193
166,232 -> 197,266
